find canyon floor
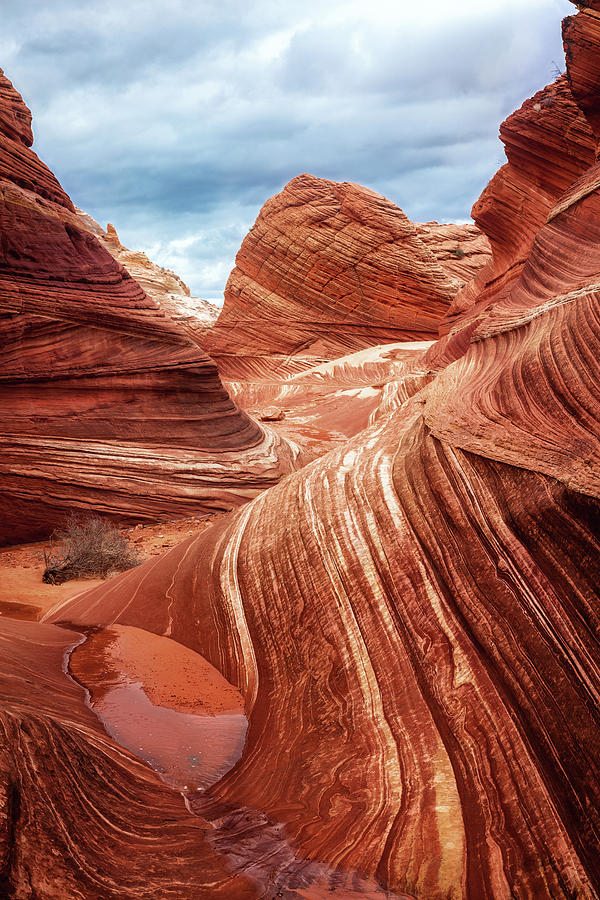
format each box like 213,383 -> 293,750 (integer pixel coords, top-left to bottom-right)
0,514 -> 226,622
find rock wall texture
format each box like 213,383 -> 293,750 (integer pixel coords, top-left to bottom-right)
0,617 -> 259,899
443,72 -> 597,331
76,210 -> 219,343
0,70 -> 297,545
203,175 -> 489,378
48,4 -> 600,897
413,221 -> 490,292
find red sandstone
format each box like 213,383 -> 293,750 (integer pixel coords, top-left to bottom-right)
3,2 -> 600,897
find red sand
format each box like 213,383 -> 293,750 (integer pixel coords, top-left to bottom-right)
0,513 -> 226,622
70,624 -> 244,716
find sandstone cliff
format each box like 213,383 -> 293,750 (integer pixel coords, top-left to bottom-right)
443,73 -> 597,331
76,210 -> 219,343
0,70 -> 297,545
203,175 -> 489,378
46,3 -> 600,897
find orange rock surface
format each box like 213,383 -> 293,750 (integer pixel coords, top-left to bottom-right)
204,175 -> 488,378
443,73 -> 597,332
0,70 -> 298,545
4,2 -> 600,897
413,221 -> 491,292
77,210 -> 219,344
0,617 -> 258,898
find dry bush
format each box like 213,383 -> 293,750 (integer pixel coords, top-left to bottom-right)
43,514 -> 142,584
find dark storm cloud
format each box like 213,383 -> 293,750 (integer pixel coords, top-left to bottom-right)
0,0 -> 574,301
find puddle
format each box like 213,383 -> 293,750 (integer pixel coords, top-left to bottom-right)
92,681 -> 247,791
69,625 -> 247,792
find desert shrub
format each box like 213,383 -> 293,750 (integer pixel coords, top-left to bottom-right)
452,245 -> 466,259
43,514 -> 142,584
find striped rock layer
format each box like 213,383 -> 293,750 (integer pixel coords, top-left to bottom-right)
0,617 -> 259,899
0,69 -> 297,545
203,175 -> 489,379
46,4 -> 600,898
75,210 -> 219,344
442,72 -> 597,332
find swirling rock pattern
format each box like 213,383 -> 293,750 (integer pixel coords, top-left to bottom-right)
413,221 -> 490,292
225,341 -> 434,459
0,70 -> 297,545
443,73 -> 597,331
47,4 -> 600,897
0,617 -> 260,899
204,175 -> 488,378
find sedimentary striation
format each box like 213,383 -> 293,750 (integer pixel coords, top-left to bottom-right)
47,4 -> 600,897
443,72 -> 597,330
0,617 -> 260,899
0,70 -> 297,545
2,1 -> 600,897
76,211 -> 219,343
413,221 -> 490,291
203,175 -> 489,378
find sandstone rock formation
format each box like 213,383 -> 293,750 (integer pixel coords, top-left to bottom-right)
442,72 -> 597,331
76,210 -> 219,343
203,175 -> 489,378
0,70 -> 297,545
47,4 -> 600,897
0,617 -> 259,899
413,221 -> 490,292
225,340 -> 434,458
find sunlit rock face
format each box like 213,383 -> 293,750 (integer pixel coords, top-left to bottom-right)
0,69 -> 298,546
413,221 -> 491,292
203,174 -> 489,379
48,5 -> 600,898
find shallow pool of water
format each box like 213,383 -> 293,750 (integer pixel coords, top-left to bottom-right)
93,680 -> 247,791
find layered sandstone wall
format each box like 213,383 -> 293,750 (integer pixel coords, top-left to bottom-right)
442,73 -> 597,331
204,175 -> 489,378
48,4 -> 600,897
0,70 -> 296,544
76,210 -> 219,343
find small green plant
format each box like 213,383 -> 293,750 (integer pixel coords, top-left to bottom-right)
43,514 -> 142,584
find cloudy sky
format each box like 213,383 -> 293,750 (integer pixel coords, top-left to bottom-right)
1,0 -> 573,302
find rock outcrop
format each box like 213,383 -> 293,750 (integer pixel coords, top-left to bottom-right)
0,617 -> 259,899
76,210 -> 219,343
48,4 -> 600,897
443,73 -> 597,331
203,175 -> 488,378
413,221 -> 491,292
0,70 -> 297,545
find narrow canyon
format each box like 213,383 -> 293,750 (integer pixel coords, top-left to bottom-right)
1,2 -> 599,898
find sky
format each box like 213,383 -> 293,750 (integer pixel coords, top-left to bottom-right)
1,0 -> 574,303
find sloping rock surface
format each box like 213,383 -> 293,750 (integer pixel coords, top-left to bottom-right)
49,5 -> 600,898
443,73 -> 597,331
0,617 -> 259,899
0,70 -> 296,545
76,210 -> 219,343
